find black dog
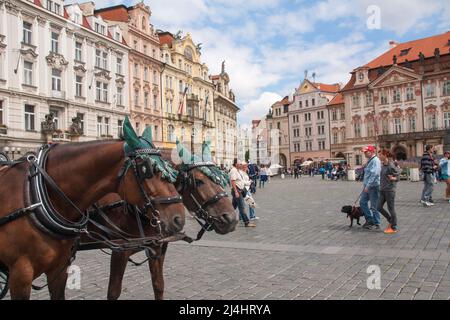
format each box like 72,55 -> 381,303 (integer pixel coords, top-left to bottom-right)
341,205 -> 363,227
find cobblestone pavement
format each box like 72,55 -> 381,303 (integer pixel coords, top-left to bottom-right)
9,176 -> 450,300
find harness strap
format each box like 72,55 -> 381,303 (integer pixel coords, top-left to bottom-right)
0,159 -> 27,166
0,203 -> 42,227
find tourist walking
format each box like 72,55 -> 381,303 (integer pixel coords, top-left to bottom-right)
377,150 -> 401,234
230,159 -> 256,227
359,145 -> 382,230
420,145 -> 438,207
241,162 -> 259,220
439,151 -> 450,203
259,165 -> 268,188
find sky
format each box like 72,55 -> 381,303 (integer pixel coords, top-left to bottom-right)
79,0 -> 450,126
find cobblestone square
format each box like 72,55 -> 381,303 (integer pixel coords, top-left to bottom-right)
19,177 -> 450,300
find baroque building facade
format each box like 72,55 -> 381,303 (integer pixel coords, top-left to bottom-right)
210,62 -> 239,168
0,0 -> 129,158
288,79 -> 339,165
341,31 -> 450,167
95,2 -> 163,144
266,96 -> 291,168
158,31 -> 216,154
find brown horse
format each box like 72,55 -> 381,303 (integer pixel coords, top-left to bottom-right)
71,140 -> 237,300
0,118 -> 185,299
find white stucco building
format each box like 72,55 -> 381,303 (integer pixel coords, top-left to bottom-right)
0,0 -> 129,158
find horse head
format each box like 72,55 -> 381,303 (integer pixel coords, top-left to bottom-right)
176,140 -> 237,235
119,117 -> 185,235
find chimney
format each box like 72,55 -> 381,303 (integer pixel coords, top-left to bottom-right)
389,40 -> 399,49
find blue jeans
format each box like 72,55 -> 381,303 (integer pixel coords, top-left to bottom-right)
421,173 -> 434,202
234,191 -> 250,224
360,186 -> 381,225
249,205 -> 256,219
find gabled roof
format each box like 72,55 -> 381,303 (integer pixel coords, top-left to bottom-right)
312,82 -> 340,93
365,31 -> 450,69
95,5 -> 129,22
328,93 -> 344,106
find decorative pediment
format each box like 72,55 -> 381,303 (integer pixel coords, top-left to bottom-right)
5,0 -> 20,15
331,127 -> 339,133
405,107 -> 417,115
391,107 -> 403,118
364,112 -> 374,122
73,64 -> 86,73
115,77 -> 125,86
369,65 -> 421,89
0,35 -> 6,52
351,114 -> 361,124
94,69 -> 111,81
133,79 -> 140,88
143,83 -> 151,91
46,52 -> 68,69
380,110 -> 390,119
441,99 -> 450,112
340,126 -> 346,131
425,104 -> 438,115
96,41 -> 108,49
21,48 -> 38,59
152,86 -> 159,96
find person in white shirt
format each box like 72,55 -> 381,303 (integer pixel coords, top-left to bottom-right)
229,159 -> 256,227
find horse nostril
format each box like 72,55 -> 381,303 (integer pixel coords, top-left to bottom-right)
173,215 -> 184,230
221,212 -> 236,224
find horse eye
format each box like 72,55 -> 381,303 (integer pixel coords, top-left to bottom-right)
195,179 -> 204,186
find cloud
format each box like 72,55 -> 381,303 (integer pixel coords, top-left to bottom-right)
238,92 -> 283,125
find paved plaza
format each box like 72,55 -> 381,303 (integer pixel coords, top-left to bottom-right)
16,176 -> 450,300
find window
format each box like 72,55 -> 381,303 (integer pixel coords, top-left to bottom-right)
381,119 -> 389,135
97,116 -> 103,137
135,122 -> 140,135
168,125 -> 175,142
134,63 -> 139,77
49,108 -> 59,129
408,116 -> 416,132
427,114 -> 437,130
95,50 -> 101,68
355,155 -> 362,166
116,87 -> 123,106
304,113 -> 311,122
277,122 -> 281,130
305,127 -> 312,137
444,112 -> 450,129
134,90 -> 139,106
23,22 -> 32,44
116,57 -> 123,75
24,104 -> 35,131
341,109 -> 345,120
115,32 -> 120,42
118,119 -> 123,138
299,101 -> 302,108
46,0 -> 52,11
332,110 -> 337,121
154,125 -> 158,140
144,92 -> 149,108
144,67 -> 148,81
102,52 -> 108,69
318,125 -> 325,135
76,112 -> 84,134
352,94 -> 360,107
0,101 -> 3,126
406,87 -> 414,101
365,93 -> 373,106
354,122 -> 361,138
75,75 -> 82,97
51,32 -> 59,53
317,111 -> 324,120
23,61 -> 33,85
443,81 -> 450,96
318,141 -> 326,150
51,69 -> 61,91
153,95 -> 158,109
394,118 -> 402,134
143,45 -> 147,55
96,82 -> 108,102
179,80 -> 183,93
54,3 -> 60,15
312,98 -> 315,106
380,91 -> 388,104
104,117 -> 110,136
392,89 -> 401,103
134,40 -> 138,50
425,83 -> 435,98
305,100 -> 309,107
153,71 -> 157,83
75,42 -> 82,61
73,13 -> 81,25
333,132 -> 338,144
367,121 -> 374,137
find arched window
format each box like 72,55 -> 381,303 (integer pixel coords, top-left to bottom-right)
142,17 -> 146,30
168,125 -> 175,142
184,47 -> 193,61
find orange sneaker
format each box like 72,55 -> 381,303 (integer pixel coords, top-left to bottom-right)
384,227 -> 397,234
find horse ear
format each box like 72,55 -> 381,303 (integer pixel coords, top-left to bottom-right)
142,126 -> 153,143
123,116 -> 140,149
202,140 -> 212,162
176,139 -> 192,164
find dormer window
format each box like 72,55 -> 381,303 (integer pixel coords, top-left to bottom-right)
115,32 -> 120,42
358,72 -> 364,81
399,48 -> 411,56
73,13 -> 81,25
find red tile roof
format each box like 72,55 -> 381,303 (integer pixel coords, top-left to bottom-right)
365,31 -> 450,69
95,5 -> 129,22
82,16 -> 92,30
328,93 -> 344,106
312,82 -> 340,93
280,96 -> 291,105
158,33 -> 174,47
